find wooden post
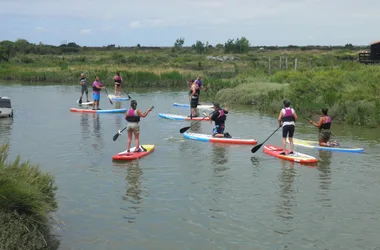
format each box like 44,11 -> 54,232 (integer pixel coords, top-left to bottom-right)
286,56 -> 288,70
279,56 -> 282,69
295,58 -> 298,71
268,56 -> 271,75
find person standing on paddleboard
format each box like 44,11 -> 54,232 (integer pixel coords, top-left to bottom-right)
209,102 -> 232,138
189,79 -> 199,118
125,100 -> 153,153
278,100 -> 298,155
79,73 -> 89,103
92,76 -> 105,110
309,108 -> 339,147
114,72 -> 123,96
195,75 -> 205,105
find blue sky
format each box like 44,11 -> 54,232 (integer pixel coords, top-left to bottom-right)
0,0 -> 379,47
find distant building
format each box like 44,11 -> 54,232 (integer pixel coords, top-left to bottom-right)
359,41 -> 380,64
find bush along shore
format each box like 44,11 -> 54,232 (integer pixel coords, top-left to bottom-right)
214,63 -> 380,127
0,144 -> 60,250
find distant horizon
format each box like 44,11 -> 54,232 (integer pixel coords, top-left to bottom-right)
0,38 -> 372,48
1,0 -> 379,47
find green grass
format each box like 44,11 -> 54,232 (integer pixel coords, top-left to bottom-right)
0,143 -> 59,249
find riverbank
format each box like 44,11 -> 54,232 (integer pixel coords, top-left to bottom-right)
214,62 -> 380,127
0,144 -> 59,249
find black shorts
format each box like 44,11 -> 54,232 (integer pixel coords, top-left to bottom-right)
196,88 -> 200,95
115,83 -> 121,87
282,125 -> 295,138
190,98 -> 198,108
81,85 -> 88,94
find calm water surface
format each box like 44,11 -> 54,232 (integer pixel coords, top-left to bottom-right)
1,83 -> 380,250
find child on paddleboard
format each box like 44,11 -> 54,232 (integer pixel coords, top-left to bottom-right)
309,108 -> 340,147
125,100 -> 153,152
209,102 -> 232,138
278,100 -> 298,155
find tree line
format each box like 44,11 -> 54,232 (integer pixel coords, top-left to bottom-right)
0,38 -> 369,62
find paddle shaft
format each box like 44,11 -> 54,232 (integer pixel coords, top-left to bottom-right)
179,110 -> 215,133
103,86 -> 114,105
251,126 -> 281,153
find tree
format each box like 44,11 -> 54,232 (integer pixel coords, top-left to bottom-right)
174,38 -> 185,50
235,37 -> 250,53
192,40 -> 205,54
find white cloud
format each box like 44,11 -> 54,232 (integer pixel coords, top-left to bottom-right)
129,21 -> 140,29
79,29 -> 92,35
35,26 -> 49,32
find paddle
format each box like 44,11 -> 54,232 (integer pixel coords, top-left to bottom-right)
122,86 -> 132,99
179,111 -> 214,133
103,86 -> 114,105
251,126 -> 281,153
113,106 -> 154,141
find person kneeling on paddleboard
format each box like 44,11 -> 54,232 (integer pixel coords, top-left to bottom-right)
125,100 -> 153,153
278,100 -> 298,155
92,76 -> 105,110
309,108 -> 340,147
209,102 -> 232,138
189,79 -> 199,118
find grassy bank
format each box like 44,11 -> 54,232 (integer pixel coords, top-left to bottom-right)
0,144 -> 59,250
215,63 -> 380,127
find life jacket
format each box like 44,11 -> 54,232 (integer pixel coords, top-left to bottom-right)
214,109 -> 226,124
189,84 -> 199,98
125,108 -> 140,122
320,116 -> 331,129
92,81 -> 102,92
281,108 -> 295,122
114,75 -> 121,83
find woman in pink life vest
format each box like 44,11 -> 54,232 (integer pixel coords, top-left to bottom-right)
125,100 -> 153,152
277,100 -> 298,155
114,72 -> 123,96
309,108 -> 339,147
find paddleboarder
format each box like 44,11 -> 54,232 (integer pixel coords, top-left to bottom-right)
125,100 -> 153,153
195,75 -> 205,104
309,108 -> 340,147
79,73 -> 89,103
209,102 -> 231,138
114,72 -> 123,96
188,79 -> 199,118
278,100 -> 298,155
92,76 -> 105,110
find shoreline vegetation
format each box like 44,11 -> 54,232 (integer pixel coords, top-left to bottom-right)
0,144 -> 59,249
1,38 -> 380,127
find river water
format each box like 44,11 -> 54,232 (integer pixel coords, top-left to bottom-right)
1,83 -> 380,250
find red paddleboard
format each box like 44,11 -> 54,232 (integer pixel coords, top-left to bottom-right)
112,145 -> 155,161
263,144 -> 318,164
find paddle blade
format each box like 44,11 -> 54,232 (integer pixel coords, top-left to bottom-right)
251,143 -> 263,153
109,98 -> 113,105
180,126 -> 191,133
113,130 -> 122,141
78,97 -> 82,104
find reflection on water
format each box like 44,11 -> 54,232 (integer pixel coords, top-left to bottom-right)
0,118 -> 13,144
211,144 -> 228,165
274,160 -> 297,234
118,161 -> 144,224
115,114 -> 122,131
317,150 -> 332,207
80,113 -> 89,139
189,120 -> 202,133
